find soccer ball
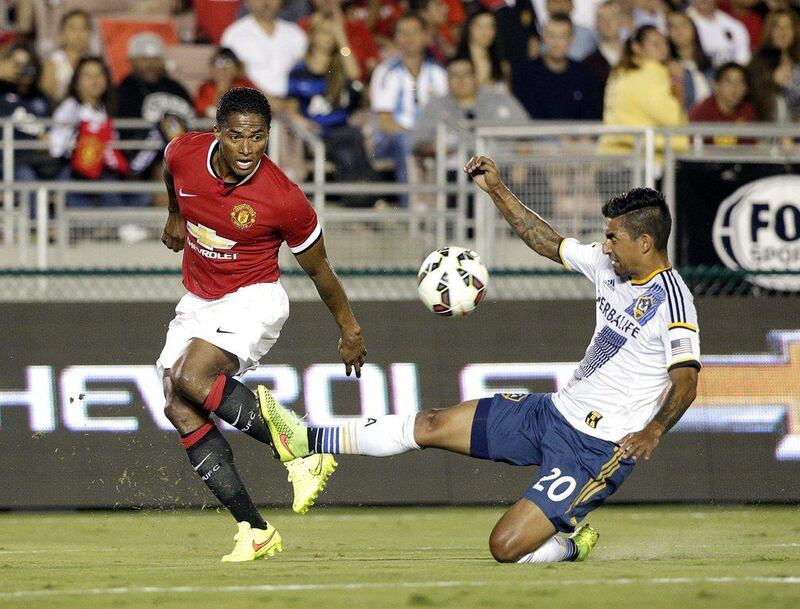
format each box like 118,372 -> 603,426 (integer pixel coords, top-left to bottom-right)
417,246 -> 489,317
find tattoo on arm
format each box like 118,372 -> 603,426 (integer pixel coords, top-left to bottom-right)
651,378 -> 697,433
489,188 -> 563,263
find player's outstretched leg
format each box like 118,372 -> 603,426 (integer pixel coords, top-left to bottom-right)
257,386 -> 338,514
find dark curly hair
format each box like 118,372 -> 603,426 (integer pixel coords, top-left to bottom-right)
216,87 -> 271,129
602,188 -> 671,251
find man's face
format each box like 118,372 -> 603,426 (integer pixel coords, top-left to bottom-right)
596,3 -> 621,41
715,67 -> 747,109
543,21 -> 573,62
214,112 -> 269,179
131,57 -> 164,83
602,216 -> 641,278
246,0 -> 283,21
447,60 -> 478,101
394,17 -> 427,58
691,0 -> 717,17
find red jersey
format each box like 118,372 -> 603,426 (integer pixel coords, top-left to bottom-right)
689,96 -> 756,145
165,132 -> 320,300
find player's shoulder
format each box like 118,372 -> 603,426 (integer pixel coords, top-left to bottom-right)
165,131 -> 213,165
655,268 -> 697,324
255,155 -> 305,196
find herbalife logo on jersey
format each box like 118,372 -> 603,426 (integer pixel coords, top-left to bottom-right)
186,221 -> 239,260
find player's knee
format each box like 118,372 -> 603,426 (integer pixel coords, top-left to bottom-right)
168,359 -> 206,404
488,530 -> 522,563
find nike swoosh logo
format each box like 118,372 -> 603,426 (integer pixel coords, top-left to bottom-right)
216,327 -> 235,334
193,453 -> 212,470
232,405 -> 242,427
252,529 -> 276,552
178,188 -> 198,197
279,434 -> 296,459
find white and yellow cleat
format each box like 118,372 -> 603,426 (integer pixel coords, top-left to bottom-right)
221,521 -> 283,562
285,453 -> 338,514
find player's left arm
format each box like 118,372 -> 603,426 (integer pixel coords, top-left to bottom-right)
617,365 -> 698,460
295,237 -> 367,378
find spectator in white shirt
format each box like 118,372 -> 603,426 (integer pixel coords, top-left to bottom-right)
369,13 -> 447,204
687,0 -> 750,66
221,0 -> 308,108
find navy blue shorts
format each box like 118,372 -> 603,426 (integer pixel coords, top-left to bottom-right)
470,393 -> 636,532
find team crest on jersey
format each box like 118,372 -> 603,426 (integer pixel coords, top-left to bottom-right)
625,284 -> 666,325
230,203 -> 256,229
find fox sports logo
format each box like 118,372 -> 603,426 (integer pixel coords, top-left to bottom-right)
713,175 -> 800,291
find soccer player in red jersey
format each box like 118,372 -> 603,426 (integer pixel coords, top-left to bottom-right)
157,87 -> 367,561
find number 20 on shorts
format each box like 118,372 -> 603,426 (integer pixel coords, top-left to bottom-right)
532,468 -> 577,502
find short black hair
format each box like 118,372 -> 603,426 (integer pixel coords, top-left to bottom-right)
715,61 -> 746,82
216,87 -> 271,130
602,187 -> 671,251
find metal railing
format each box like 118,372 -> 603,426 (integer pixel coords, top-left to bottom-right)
1,118 -> 798,298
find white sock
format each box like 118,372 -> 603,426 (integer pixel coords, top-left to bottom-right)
309,414 -> 420,456
516,536 -> 577,564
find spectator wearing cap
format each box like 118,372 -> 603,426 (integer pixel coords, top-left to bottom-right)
220,0 -> 308,108
686,0 -> 750,67
117,32 -> 194,200
194,47 -> 258,118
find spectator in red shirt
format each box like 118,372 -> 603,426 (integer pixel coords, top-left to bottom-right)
689,61 -> 755,144
414,0 -> 458,63
299,0 -> 380,80
194,48 -> 258,118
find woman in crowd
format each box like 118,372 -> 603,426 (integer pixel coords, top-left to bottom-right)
194,47 -> 257,118
49,56 -> 129,207
667,10 -> 713,110
286,17 -> 377,203
40,10 -> 93,105
758,8 -> 800,120
453,9 -> 508,91
747,46 -> 793,122
600,25 -> 687,176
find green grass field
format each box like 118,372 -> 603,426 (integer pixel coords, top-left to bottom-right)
1,505 -> 798,609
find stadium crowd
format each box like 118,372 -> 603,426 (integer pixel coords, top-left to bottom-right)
0,0 -> 799,208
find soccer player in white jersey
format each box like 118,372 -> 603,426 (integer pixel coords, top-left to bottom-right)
259,155 -> 700,564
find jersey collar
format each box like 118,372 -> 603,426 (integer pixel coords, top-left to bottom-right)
630,266 -> 672,285
206,139 -> 263,188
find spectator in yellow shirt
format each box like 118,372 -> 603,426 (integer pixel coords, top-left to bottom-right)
600,24 -> 689,160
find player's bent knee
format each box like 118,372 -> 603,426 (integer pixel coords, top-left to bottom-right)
488,531 -> 524,563
168,359 -> 207,404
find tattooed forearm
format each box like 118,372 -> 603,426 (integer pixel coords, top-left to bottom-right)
489,187 -> 563,263
649,373 -> 698,434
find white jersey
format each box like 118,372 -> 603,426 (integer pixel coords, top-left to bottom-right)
369,56 -> 448,130
551,238 -> 701,442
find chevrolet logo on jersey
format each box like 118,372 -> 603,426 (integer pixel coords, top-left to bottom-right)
585,410 -> 603,428
186,221 -> 237,251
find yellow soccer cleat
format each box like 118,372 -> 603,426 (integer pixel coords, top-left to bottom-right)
257,385 -> 310,462
221,521 -> 283,562
285,453 -> 338,514
569,523 -> 600,562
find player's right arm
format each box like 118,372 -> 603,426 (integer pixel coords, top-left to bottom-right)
161,164 -> 185,252
464,155 -> 563,264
